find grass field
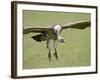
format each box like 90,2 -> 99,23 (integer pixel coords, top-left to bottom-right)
23,10 -> 91,69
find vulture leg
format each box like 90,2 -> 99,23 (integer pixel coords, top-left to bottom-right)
54,48 -> 58,61
53,40 -> 58,61
48,49 -> 51,61
47,39 -> 52,61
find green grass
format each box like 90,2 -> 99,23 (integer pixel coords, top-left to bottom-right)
23,10 -> 91,69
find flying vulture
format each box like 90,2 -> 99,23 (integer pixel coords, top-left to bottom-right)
23,21 -> 91,61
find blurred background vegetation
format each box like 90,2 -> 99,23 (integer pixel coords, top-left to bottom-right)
23,10 -> 91,69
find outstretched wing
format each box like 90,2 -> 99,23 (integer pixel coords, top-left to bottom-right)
23,27 -> 51,34
23,27 -> 53,42
62,21 -> 91,30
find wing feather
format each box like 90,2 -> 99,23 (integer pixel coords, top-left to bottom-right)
62,21 -> 91,30
23,27 -> 52,34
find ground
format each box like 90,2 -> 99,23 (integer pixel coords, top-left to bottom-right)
23,10 -> 90,69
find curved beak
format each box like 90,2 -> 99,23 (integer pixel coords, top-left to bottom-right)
59,38 -> 65,43
58,36 -> 65,43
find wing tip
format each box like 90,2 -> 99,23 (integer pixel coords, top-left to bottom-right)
62,21 -> 91,29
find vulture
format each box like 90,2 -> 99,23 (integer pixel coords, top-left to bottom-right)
23,21 -> 90,61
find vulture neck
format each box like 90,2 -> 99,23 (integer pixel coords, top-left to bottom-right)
53,24 -> 64,42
